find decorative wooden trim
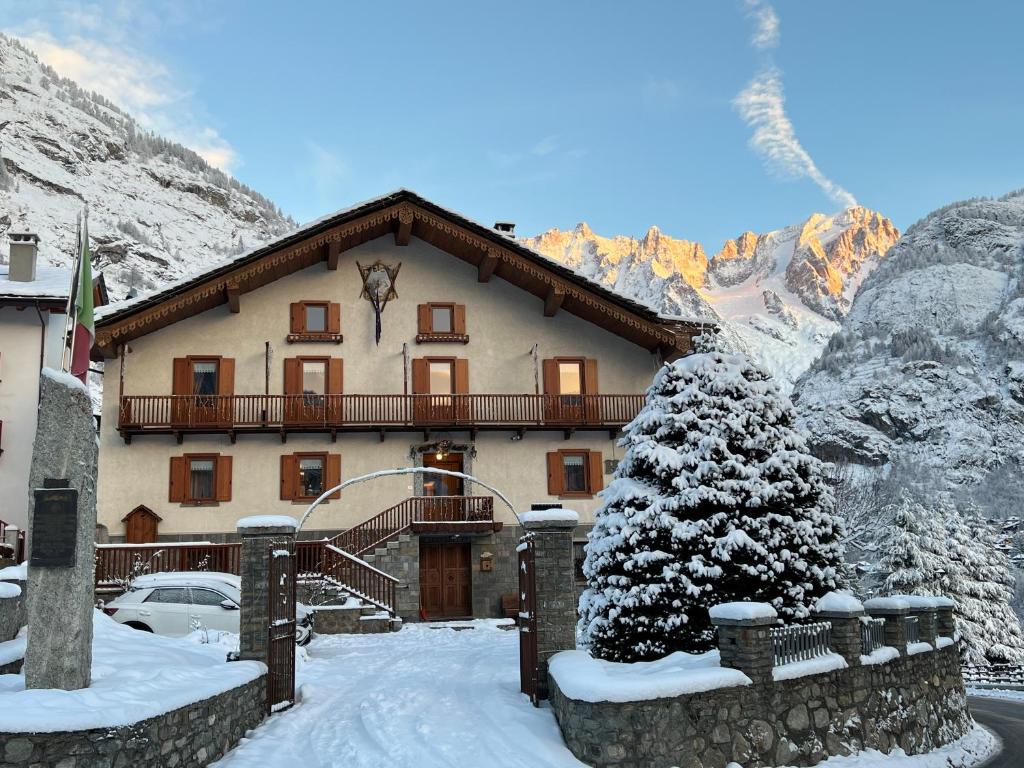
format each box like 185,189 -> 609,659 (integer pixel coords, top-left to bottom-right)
415,333 -> 469,345
395,204 -> 414,246
478,248 -> 498,282
286,333 -> 343,344
226,284 -> 241,313
544,286 -> 566,317
326,240 -> 341,270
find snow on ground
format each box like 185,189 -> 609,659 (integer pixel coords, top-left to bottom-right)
0,611 -> 264,732
967,687 -> 1024,701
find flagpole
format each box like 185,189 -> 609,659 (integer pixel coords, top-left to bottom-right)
61,213 -> 82,373
68,207 -> 87,376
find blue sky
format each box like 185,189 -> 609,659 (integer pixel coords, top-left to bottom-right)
3,1 -> 1023,248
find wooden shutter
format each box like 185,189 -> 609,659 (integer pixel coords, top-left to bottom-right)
417,304 -> 431,334
169,456 -> 187,502
290,303 -> 304,333
584,359 -> 599,395
280,455 -> 298,500
327,302 -> 341,334
215,455 -> 233,501
217,358 -> 235,396
587,451 -> 604,494
542,359 -> 559,394
411,359 -> 429,394
328,358 -> 344,394
546,452 -> 565,496
172,358 -> 190,395
327,454 -> 342,500
283,358 -> 302,395
454,359 -> 469,394
453,304 -> 466,335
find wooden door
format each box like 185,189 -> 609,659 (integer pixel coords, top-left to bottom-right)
123,506 -> 160,544
419,542 -> 471,619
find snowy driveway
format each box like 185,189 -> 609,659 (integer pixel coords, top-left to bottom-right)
213,620 -> 586,768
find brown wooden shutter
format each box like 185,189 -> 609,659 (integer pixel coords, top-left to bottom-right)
546,452 -> 565,496
584,359 -> 599,394
215,455 -> 233,501
283,358 -> 302,395
172,358 -> 190,395
327,302 -> 341,334
217,357 -> 235,396
542,359 -> 559,394
411,359 -> 429,394
587,451 -> 604,494
327,454 -> 342,500
417,304 -> 431,334
453,304 -> 466,335
454,359 -> 469,394
290,303 -> 304,333
280,455 -> 298,500
169,456 -> 187,502
327,358 -> 344,394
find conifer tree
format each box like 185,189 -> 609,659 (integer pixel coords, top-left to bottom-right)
876,491 -> 945,595
578,351 -> 845,662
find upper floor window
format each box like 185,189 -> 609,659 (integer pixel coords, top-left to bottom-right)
280,452 -> 341,501
304,303 -> 327,333
298,455 -> 325,498
302,359 -> 327,396
191,360 -> 218,399
289,301 -> 342,342
431,305 -> 453,333
417,303 -> 467,343
169,453 -> 233,505
189,457 -> 216,501
558,361 -> 584,396
429,360 -> 454,394
546,449 -> 604,497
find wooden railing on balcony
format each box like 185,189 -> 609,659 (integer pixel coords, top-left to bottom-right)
331,496 -> 494,556
118,393 -> 645,434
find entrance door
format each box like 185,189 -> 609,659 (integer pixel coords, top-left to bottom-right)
422,453 -> 464,521
419,541 -> 471,619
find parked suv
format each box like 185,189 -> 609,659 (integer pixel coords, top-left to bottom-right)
102,572 -> 312,645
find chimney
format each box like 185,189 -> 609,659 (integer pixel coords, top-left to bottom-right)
8,232 -> 40,282
493,221 -> 516,235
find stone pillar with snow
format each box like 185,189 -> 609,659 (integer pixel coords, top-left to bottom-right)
23,369 -> 98,691
864,597 -> 911,655
521,508 -> 578,700
814,591 -> 865,667
237,516 -> 297,663
934,597 -> 956,639
709,602 -> 777,686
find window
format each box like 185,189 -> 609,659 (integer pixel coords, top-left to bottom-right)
431,305 -> 453,333
562,452 -> 587,493
416,303 -> 467,342
429,360 -> 454,394
144,588 -> 189,605
305,303 -> 327,333
288,301 -> 341,341
191,360 -> 218,407
558,361 -> 583,396
191,588 -> 230,607
298,456 -> 325,498
546,450 -> 604,497
189,458 -> 216,501
302,359 -> 326,405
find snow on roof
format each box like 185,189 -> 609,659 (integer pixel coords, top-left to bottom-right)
549,649 -> 750,703
813,591 -> 864,614
519,509 -> 579,525
236,514 -> 298,530
0,263 -> 71,300
0,611 -> 264,733
130,571 -> 240,590
708,602 -> 777,622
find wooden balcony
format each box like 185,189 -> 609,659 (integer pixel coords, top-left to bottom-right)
117,393 -> 645,441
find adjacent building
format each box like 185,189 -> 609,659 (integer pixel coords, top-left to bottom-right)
93,190 -> 704,619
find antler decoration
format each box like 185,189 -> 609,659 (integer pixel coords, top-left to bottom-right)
357,261 -> 401,345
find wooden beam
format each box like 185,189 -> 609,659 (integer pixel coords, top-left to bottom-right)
544,285 -> 565,317
395,209 -> 414,246
226,285 -> 241,314
326,240 -> 341,270
477,250 -> 498,282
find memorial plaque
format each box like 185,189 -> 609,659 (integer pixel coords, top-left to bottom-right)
30,486 -> 79,567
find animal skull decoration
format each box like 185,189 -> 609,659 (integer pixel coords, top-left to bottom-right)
357,260 -> 401,345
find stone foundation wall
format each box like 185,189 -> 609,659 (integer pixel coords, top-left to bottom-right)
470,527 -> 520,618
550,646 -> 970,768
0,675 -> 266,768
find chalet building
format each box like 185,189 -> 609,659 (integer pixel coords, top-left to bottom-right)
93,190 -> 703,620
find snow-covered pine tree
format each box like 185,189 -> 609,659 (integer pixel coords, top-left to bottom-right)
578,351 -> 845,662
876,491 -> 946,595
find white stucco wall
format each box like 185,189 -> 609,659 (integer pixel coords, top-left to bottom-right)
97,236 -> 662,537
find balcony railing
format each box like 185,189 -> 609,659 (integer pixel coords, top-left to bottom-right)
117,393 -> 645,435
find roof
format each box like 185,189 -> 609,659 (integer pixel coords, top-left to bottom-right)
0,263 -> 71,306
95,189 -> 707,356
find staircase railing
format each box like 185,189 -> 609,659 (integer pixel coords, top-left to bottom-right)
323,544 -> 398,614
331,496 -> 494,555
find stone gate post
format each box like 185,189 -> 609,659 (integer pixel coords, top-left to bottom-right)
237,516 -> 297,663
902,596 -> 938,645
814,592 -> 865,667
709,602 -> 777,686
864,597 -> 911,656
934,597 -> 956,639
521,509 -> 578,700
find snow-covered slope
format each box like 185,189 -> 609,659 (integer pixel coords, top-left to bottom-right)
524,207 -> 899,390
792,189 -> 1024,488
0,34 -> 292,301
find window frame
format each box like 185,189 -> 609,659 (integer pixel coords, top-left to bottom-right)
293,451 -> 328,500
288,301 -> 343,343
559,449 -> 591,497
417,302 -> 468,343
428,303 -> 455,334
188,357 -> 220,402
555,357 -> 586,397
299,356 -> 329,404
302,302 -> 329,333
425,357 -> 456,396
185,453 -> 219,505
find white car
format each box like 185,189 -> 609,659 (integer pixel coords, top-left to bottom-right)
102,572 -> 312,645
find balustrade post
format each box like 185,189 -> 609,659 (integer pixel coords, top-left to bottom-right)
934,597 -> 956,639
813,591 -> 865,667
709,602 -> 777,686
237,515 -> 297,663
863,597 -> 911,656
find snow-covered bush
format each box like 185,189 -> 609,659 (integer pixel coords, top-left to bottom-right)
578,351 -> 845,662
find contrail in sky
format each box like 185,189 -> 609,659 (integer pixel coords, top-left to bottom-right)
734,0 -> 858,208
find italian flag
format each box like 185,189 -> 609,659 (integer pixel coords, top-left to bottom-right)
70,217 -> 94,385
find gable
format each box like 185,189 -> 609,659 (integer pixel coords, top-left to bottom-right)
94,190 -> 703,358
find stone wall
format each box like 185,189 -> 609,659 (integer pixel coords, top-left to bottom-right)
0,675 -> 266,768
551,645 -> 970,768
470,527 -> 519,618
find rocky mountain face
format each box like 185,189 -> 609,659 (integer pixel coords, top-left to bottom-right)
792,189 -> 1024,489
524,207 -> 899,391
0,34 -> 292,301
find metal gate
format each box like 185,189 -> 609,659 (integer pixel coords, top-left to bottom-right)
518,536 -> 538,706
267,544 -> 297,713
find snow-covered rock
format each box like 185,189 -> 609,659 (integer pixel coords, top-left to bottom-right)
524,207 -> 898,392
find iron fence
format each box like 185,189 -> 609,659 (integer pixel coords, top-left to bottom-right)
904,615 -> 920,644
861,617 -> 886,654
771,621 -> 833,667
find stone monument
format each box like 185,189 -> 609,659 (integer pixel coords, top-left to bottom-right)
23,369 -> 98,690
